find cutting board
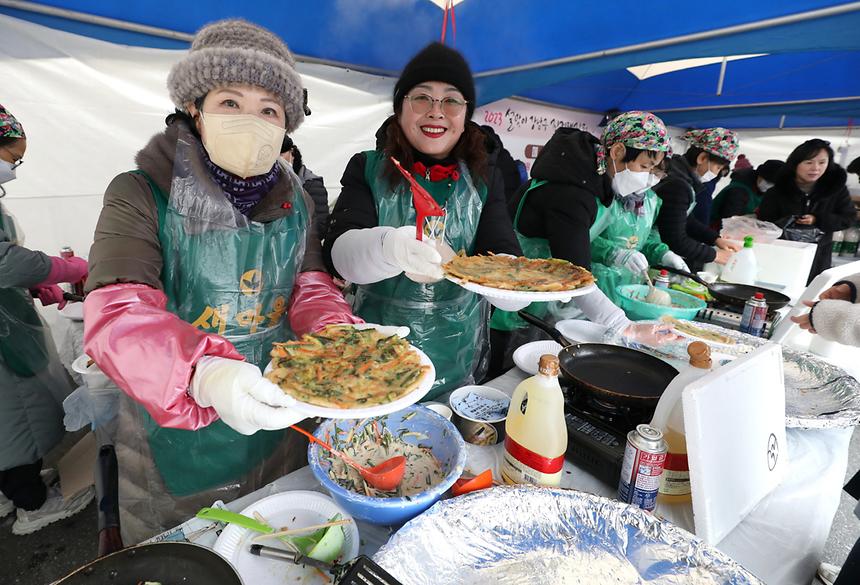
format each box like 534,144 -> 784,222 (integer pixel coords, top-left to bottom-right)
683,343 -> 787,545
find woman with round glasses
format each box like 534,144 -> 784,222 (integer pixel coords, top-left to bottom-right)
323,43 -> 521,399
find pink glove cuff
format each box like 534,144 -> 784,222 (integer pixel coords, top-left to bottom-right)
84,283 -> 243,430
41,256 -> 88,286
288,271 -> 364,336
31,285 -> 67,309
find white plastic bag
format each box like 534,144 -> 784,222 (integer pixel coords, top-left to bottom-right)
62,384 -> 120,431
720,216 -> 783,243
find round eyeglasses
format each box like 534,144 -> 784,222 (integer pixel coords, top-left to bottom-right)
404,94 -> 468,116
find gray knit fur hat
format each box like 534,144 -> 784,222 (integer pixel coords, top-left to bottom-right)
167,19 -> 305,134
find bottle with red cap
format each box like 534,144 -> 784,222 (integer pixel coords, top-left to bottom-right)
654,269 -> 670,289
739,292 -> 768,337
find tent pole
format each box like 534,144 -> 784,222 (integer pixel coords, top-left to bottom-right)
0,0 -> 193,41
0,0 -> 397,75
652,95 -> 860,113
716,57 -> 727,96
475,2 -> 860,78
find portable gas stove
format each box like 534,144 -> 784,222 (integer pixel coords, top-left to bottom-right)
563,388 -> 655,486
694,301 -> 790,338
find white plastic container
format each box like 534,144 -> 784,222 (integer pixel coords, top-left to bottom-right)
650,342 -> 713,504
500,354 -> 567,487
720,236 -> 758,286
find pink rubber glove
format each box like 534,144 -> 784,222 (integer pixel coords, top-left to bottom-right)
288,271 -> 364,336
40,256 -> 88,286
84,283 -> 243,430
31,285 -> 67,309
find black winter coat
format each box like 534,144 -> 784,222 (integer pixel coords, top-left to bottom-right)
509,127 -> 613,269
652,155 -> 719,266
758,164 -> 855,281
323,121 -> 521,277
481,125 -> 525,207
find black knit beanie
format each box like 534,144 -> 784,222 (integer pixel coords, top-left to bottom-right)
393,42 -> 476,119
757,159 -> 785,183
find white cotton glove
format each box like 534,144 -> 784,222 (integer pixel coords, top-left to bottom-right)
661,251 -> 690,273
350,322 -> 411,338
611,249 -> 649,275
381,226 -> 444,281
190,356 -> 306,436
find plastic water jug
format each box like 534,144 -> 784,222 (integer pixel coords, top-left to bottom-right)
501,354 -> 567,487
721,236 -> 757,285
651,342 -> 713,504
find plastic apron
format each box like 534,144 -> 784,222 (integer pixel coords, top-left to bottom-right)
490,180 -> 614,331
352,151 -> 487,400
138,132 -> 307,497
591,189 -> 666,305
0,217 -> 71,470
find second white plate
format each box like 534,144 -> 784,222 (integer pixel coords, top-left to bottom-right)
213,490 -> 360,584
512,340 -> 563,375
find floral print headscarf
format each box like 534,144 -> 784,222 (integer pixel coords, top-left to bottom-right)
682,127 -> 738,161
0,104 -> 25,140
596,111 -> 671,175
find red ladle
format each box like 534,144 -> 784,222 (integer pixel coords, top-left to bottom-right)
290,425 -> 406,492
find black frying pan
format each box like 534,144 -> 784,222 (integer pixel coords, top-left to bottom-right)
518,311 -> 678,408
56,445 -> 243,585
56,541 -> 243,585
655,265 -> 790,312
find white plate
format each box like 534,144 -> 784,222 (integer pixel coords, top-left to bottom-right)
512,340 -> 563,375
555,319 -> 608,343
213,491 -> 360,584
445,275 -> 596,303
58,302 -> 84,321
264,346 -> 436,420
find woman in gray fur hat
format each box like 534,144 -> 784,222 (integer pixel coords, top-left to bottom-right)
82,19 -> 362,542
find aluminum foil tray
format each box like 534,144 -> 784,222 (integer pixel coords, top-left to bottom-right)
608,322 -> 860,429
374,486 -> 763,584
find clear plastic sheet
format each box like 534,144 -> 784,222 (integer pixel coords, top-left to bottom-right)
608,321 -> 860,428
353,159 -> 489,400
720,217 -> 782,244
0,288 -> 74,469
111,129 -> 312,543
374,485 -> 763,584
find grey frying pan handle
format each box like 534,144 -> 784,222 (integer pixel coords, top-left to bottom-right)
516,311 -> 570,347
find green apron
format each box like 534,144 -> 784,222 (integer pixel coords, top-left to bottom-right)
0,207 -> 49,378
352,151 -> 487,400
711,180 -> 761,223
136,133 -> 307,497
490,179 -> 614,331
590,189 -> 669,305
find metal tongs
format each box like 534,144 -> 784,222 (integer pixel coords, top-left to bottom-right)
249,544 -> 403,585
389,156 -> 445,242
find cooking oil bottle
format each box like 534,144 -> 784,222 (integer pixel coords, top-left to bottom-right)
501,354 -> 567,487
651,342 -> 712,504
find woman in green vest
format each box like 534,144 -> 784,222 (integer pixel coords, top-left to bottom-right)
710,159 -> 784,229
323,43 -> 522,400
492,113 -> 682,338
83,20 -> 361,542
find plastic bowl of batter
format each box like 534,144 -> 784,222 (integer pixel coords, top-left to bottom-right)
308,404 -> 466,526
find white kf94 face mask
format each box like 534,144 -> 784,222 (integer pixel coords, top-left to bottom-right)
200,112 -> 287,179
611,159 -> 654,197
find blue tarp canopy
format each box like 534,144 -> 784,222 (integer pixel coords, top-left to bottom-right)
4,0 -> 860,128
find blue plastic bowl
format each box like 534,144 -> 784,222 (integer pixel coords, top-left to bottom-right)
616,284 -> 706,321
308,405 -> 466,526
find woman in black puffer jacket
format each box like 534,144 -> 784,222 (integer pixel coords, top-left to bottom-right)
758,139 -> 856,282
